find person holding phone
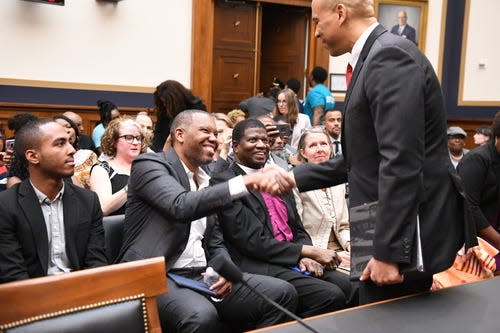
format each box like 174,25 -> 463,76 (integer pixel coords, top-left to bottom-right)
272,88 -> 311,149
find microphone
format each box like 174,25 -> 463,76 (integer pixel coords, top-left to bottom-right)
212,256 -> 321,333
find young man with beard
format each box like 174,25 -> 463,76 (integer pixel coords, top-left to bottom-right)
0,119 -> 107,283
117,110 -> 298,333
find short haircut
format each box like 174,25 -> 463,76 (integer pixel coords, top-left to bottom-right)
311,66 -> 328,83
297,127 -> 333,163
286,78 -> 301,94
475,126 -> 493,139
54,114 -> 80,149
170,109 -> 211,144
232,119 -> 266,145
492,111 -> 500,138
14,119 -> 55,163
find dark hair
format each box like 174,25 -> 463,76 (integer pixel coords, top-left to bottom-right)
152,80 -> 207,152
311,66 -> 328,83
232,119 -> 266,146
170,109 -> 210,145
97,99 -> 118,127
15,119 -> 55,164
54,114 -> 80,149
475,126 -> 493,140
7,113 -> 38,134
492,111 -> 500,138
286,78 -> 301,94
272,77 -> 285,90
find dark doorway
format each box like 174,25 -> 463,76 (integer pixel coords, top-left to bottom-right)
259,4 -> 308,98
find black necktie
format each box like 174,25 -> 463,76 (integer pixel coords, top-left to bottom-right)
334,141 -> 340,155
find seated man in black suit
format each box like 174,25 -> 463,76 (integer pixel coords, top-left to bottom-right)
117,110 -> 298,333
212,119 -> 355,317
0,119 -> 107,283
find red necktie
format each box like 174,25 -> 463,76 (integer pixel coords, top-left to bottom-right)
346,63 -> 353,88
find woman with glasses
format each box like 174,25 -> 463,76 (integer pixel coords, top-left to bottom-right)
293,128 -> 350,255
89,117 -> 147,216
272,88 -> 311,149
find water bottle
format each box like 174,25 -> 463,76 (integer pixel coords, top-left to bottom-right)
203,267 -> 222,302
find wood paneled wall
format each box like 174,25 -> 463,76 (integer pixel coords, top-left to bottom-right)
0,102 -> 153,138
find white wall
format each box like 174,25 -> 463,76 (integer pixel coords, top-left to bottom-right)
462,0 -> 500,103
0,0 -> 192,91
328,0 -> 445,96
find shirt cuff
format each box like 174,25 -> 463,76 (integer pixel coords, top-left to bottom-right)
228,175 -> 249,200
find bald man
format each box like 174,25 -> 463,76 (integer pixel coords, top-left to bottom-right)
390,10 -> 416,44
290,0 -> 475,304
63,111 -> 96,151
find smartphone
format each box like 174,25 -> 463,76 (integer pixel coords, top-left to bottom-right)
5,139 -> 15,152
276,124 -> 291,137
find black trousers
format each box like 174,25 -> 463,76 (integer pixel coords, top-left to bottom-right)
359,274 -> 433,305
157,270 -> 298,333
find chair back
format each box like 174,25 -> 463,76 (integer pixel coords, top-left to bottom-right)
0,257 -> 167,333
103,214 -> 125,264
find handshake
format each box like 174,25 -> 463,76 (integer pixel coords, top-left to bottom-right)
243,165 -> 296,196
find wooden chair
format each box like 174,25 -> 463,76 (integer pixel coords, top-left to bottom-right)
0,257 -> 167,333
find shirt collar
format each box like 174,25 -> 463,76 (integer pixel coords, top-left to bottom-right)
348,22 -> 379,70
30,180 -> 65,205
236,162 -> 261,175
180,160 -> 210,187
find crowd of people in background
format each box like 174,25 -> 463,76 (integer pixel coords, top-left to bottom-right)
1,1 -> 499,329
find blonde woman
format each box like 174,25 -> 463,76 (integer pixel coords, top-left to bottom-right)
89,117 -> 148,216
272,88 -> 311,148
293,128 -> 350,253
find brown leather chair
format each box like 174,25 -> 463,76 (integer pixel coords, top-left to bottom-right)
0,257 -> 167,333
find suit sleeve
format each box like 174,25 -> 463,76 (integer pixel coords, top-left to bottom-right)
293,154 -> 348,192
0,197 -> 30,282
457,150 -> 491,230
364,45 -> 425,263
130,157 -> 233,222
83,192 -> 108,268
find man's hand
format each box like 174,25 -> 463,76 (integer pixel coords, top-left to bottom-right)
299,258 -> 324,277
244,165 -> 295,195
302,245 -> 340,270
209,276 -> 232,298
359,257 -> 404,285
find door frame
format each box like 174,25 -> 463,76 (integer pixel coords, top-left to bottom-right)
191,0 -> 328,110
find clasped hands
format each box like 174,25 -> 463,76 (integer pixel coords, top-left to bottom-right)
244,164 -> 295,195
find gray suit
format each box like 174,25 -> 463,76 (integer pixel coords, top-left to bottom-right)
0,180 -> 107,283
293,25 -> 476,302
117,149 -> 297,332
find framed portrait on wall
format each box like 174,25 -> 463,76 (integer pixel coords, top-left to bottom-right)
375,0 -> 428,51
330,74 -> 347,93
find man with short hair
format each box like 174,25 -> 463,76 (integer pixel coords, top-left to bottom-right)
0,119 -> 107,283
63,111 -> 96,151
390,10 -> 417,44
212,119 -> 354,317
324,109 -> 343,156
303,66 -> 335,126
117,110 -> 297,333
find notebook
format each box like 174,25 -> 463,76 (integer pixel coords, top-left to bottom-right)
349,201 -> 424,281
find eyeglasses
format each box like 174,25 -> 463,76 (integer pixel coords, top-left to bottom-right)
119,134 -> 142,144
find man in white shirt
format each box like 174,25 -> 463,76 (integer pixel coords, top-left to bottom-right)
117,110 -> 298,333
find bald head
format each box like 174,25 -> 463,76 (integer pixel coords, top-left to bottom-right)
63,111 -> 84,134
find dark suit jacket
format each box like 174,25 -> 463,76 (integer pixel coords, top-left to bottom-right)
117,149 -> 234,268
0,180 -> 107,283
211,162 -> 312,276
293,25 -> 474,275
390,24 -> 416,44
458,141 -> 500,230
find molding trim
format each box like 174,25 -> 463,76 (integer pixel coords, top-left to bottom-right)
437,0 -> 447,81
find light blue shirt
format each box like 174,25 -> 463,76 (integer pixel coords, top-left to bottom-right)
91,123 -> 105,148
303,83 -> 335,123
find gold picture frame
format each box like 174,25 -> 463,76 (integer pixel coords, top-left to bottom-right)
375,0 -> 428,52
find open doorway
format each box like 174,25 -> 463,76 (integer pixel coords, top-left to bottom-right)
259,4 -> 309,98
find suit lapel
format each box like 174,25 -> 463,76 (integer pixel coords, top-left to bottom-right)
230,163 -> 275,234
342,24 -> 387,168
165,149 -> 191,191
62,184 -> 80,268
18,181 -> 49,274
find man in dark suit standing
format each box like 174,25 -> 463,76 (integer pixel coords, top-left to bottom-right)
117,110 -> 297,333
390,10 -> 417,44
296,0 -> 475,303
0,119 -> 107,283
